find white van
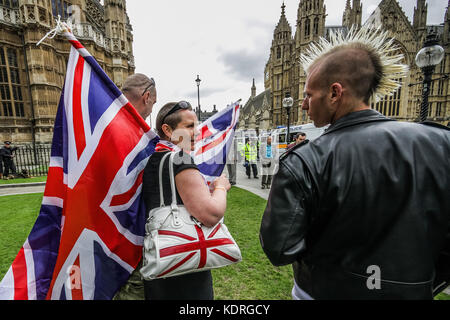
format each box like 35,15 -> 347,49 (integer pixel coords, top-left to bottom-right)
272,123 -> 328,153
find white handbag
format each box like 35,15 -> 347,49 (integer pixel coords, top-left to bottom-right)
140,152 -> 242,280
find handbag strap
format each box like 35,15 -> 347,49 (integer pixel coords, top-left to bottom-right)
158,152 -> 172,207
168,152 -> 178,207
158,151 -> 179,209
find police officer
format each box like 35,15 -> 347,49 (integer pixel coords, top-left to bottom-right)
0,141 -> 17,179
244,138 -> 258,179
0,146 -> 3,180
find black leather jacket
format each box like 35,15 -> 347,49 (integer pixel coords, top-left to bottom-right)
260,110 -> 450,299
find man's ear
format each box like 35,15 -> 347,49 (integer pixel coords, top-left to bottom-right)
143,91 -> 150,105
330,83 -> 343,101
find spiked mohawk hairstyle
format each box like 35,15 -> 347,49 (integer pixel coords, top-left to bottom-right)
300,26 -> 409,102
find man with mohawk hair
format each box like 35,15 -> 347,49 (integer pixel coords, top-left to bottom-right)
260,26 -> 450,300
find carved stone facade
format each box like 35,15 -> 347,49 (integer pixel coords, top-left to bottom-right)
0,0 -> 135,144
241,0 -> 450,130
240,79 -> 272,131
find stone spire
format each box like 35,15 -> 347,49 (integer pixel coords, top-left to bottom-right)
274,1 -> 292,35
343,0 -> 352,28
343,0 -> 362,29
444,0 -> 450,45
413,0 -> 427,30
296,0 -> 326,45
251,78 -> 256,98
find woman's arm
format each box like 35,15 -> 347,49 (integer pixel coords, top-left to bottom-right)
175,169 -> 230,227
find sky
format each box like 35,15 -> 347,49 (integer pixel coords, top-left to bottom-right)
124,0 -> 448,127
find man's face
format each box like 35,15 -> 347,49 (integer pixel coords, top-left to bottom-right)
301,69 -> 335,128
143,91 -> 157,120
297,135 -> 306,144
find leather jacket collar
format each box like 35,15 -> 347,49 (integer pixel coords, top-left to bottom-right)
324,109 -> 395,136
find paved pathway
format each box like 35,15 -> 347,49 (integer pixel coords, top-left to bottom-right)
0,164 -> 270,200
232,162 -> 270,201
0,182 -> 46,197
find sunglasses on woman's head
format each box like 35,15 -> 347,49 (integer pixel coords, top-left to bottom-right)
141,78 -> 156,96
162,101 -> 192,123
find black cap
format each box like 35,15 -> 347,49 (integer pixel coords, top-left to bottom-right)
4,141 -> 11,145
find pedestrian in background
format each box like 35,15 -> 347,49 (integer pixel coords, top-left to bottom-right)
0,141 -> 17,179
260,27 -> 450,300
226,137 -> 238,186
244,138 -> 258,179
0,149 -> 3,180
259,136 -> 277,189
287,132 -> 306,150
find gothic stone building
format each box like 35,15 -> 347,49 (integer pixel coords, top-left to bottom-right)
240,0 -> 450,131
0,0 -> 135,144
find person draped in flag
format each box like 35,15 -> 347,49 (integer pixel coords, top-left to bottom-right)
112,73 -> 158,301
122,74 -> 157,122
141,101 -> 231,300
0,21 -> 163,300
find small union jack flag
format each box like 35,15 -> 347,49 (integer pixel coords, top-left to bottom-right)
193,101 -> 241,186
0,29 -> 159,300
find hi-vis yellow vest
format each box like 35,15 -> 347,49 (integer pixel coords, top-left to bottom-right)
244,143 -> 257,162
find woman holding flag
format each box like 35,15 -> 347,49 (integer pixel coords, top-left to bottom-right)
141,101 -> 231,300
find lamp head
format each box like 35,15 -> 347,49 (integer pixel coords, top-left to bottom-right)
415,33 -> 445,69
283,92 -> 294,108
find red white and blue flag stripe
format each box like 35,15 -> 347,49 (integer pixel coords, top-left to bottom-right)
0,31 -> 159,300
193,101 -> 241,187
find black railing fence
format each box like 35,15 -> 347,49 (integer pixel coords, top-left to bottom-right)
6,145 -> 51,177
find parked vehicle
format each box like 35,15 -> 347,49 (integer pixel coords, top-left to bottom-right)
271,123 -> 328,153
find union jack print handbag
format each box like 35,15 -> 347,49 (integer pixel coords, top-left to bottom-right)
140,152 -> 242,280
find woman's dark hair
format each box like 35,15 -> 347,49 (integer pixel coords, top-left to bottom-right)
155,102 -> 193,140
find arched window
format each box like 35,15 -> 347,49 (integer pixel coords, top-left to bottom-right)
276,47 -> 281,59
305,19 -> 310,37
1,0 -> 18,8
51,0 -> 71,19
0,46 -> 24,118
314,17 -> 319,35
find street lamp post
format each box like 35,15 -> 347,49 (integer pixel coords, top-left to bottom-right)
195,75 -> 201,121
415,33 -> 445,122
283,92 -> 294,144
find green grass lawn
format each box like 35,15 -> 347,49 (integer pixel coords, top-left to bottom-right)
0,188 -> 293,300
0,189 -> 448,300
0,176 -> 47,185
0,193 -> 44,278
212,187 -> 292,300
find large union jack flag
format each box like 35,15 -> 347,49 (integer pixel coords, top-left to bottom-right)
0,30 -> 159,300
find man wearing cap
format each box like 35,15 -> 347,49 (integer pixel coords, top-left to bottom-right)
0,141 -> 17,179
260,27 -> 450,299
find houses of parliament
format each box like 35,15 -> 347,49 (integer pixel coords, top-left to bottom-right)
0,0 -> 134,144
240,0 -> 450,131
